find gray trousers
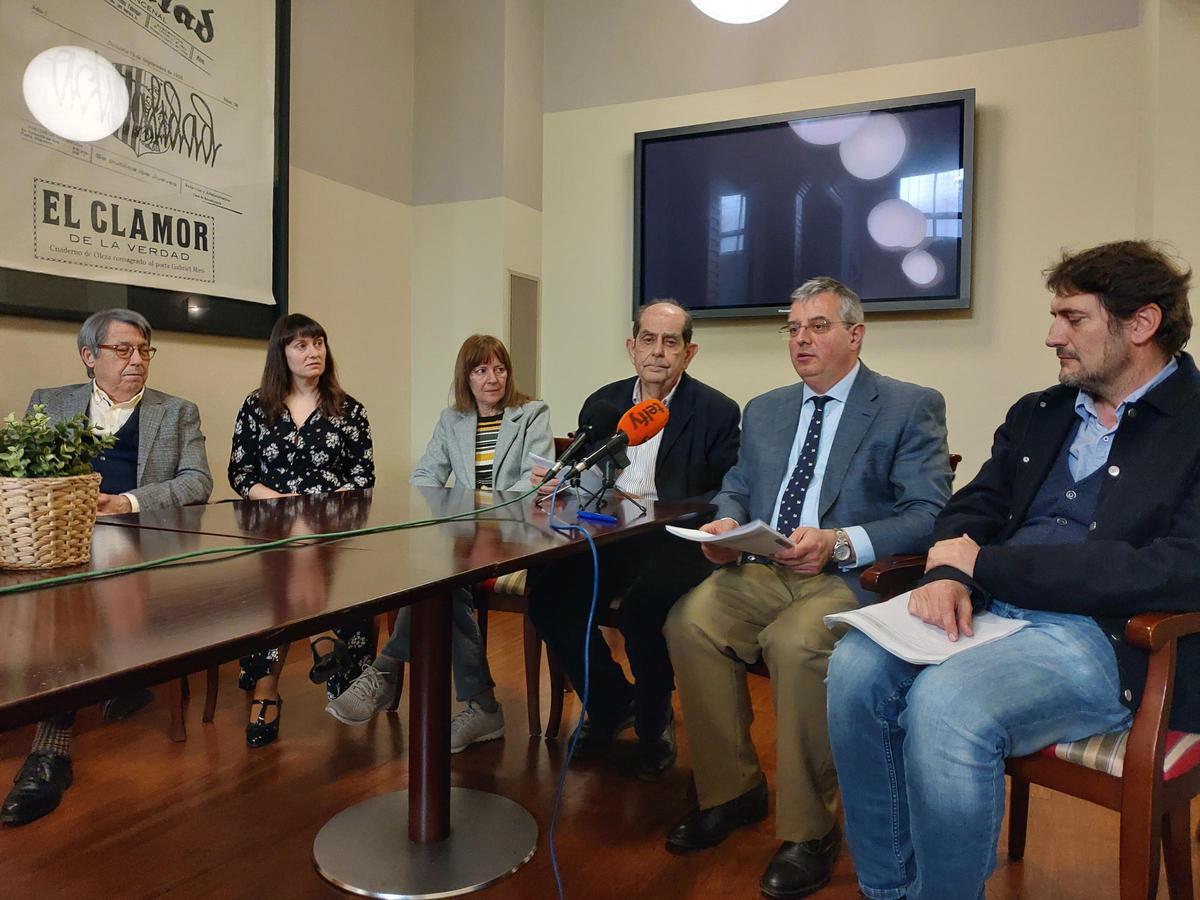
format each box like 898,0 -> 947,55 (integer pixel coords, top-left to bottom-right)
381,587 -> 495,702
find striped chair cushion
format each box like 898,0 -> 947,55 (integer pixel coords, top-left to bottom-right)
482,570 -> 528,595
1039,730 -> 1200,780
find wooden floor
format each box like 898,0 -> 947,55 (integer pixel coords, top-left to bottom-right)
1,612 -> 1196,899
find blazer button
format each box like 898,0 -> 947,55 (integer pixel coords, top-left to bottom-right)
1108,465 -> 1120,477
1089,521 -> 1098,531
1123,689 -> 1133,702
1039,401 -> 1047,408
1022,456 -> 1030,463
1127,408 -> 1138,418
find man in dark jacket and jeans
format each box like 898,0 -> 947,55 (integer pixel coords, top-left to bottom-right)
828,240 -> 1200,900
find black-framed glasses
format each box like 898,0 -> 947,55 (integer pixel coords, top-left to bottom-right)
97,344 -> 157,360
778,319 -> 852,338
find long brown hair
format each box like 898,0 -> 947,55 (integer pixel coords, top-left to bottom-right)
258,314 -> 347,426
451,334 -> 532,413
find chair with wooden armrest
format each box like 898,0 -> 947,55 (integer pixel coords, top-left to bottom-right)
855,554 -> 1200,900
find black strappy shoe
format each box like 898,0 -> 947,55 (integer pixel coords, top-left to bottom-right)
308,636 -> 350,684
246,696 -> 283,748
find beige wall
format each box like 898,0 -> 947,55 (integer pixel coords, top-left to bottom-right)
540,29 -> 1152,481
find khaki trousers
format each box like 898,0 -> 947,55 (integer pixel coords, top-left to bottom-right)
664,562 -> 856,843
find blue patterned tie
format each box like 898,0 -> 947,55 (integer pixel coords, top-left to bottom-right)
776,395 -> 831,535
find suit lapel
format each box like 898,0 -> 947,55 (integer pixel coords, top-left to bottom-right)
819,366 -> 880,518
451,410 -> 477,487
137,390 -> 165,484
762,384 -> 807,504
655,375 -> 692,476
69,383 -> 92,418
492,406 -> 522,475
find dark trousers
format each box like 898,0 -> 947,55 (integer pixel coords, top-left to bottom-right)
527,531 -> 713,740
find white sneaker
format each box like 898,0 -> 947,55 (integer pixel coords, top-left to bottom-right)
324,665 -> 397,725
449,701 -> 505,754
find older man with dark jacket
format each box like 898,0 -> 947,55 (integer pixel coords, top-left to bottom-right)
2,308 -> 212,827
527,299 -> 741,781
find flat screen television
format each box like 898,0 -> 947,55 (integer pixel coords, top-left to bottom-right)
633,89 -> 974,319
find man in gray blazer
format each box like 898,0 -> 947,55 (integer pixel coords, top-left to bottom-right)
663,278 -> 951,899
2,308 -> 213,827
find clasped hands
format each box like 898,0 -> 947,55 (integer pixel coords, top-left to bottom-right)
697,517 -> 834,572
909,533 -> 980,642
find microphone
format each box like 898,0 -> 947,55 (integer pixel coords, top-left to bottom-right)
540,399 -> 622,483
571,398 -> 670,476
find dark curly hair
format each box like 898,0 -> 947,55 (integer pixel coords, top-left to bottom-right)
1044,240 -> 1192,355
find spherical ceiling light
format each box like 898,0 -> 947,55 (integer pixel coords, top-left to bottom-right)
690,0 -> 791,25
789,113 -> 869,146
839,112 -> 908,180
867,199 -> 927,250
902,249 -> 944,287
23,46 -> 129,142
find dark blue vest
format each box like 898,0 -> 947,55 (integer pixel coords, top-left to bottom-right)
1006,433 -> 1103,548
92,404 -> 140,495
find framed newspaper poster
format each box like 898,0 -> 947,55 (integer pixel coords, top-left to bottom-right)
0,0 -> 289,339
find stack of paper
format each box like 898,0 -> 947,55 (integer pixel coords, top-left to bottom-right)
824,591 -> 1029,665
665,519 -> 792,556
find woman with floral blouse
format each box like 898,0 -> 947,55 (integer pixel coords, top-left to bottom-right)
228,313 -> 376,747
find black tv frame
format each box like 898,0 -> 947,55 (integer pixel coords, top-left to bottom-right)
632,88 -> 975,321
0,0 -> 291,340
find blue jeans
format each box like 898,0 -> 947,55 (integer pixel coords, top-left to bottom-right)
826,601 -> 1132,900
381,587 -> 495,703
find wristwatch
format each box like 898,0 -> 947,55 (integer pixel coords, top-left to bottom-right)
832,528 -> 855,566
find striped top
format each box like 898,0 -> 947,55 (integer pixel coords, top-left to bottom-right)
474,413 -> 503,489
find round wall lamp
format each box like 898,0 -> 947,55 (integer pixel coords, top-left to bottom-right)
23,45 -> 129,142
690,0 -> 790,25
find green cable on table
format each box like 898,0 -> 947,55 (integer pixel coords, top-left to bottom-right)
0,485 -> 543,598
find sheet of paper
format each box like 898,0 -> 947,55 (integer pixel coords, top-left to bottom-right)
665,519 -> 793,556
824,591 -> 1030,665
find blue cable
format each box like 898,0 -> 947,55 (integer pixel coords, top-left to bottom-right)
544,479 -> 601,900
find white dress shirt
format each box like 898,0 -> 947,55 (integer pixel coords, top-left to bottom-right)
614,378 -> 679,501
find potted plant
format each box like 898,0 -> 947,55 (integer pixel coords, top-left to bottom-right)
0,405 -> 116,569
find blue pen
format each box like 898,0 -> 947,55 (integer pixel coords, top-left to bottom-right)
577,510 -> 618,525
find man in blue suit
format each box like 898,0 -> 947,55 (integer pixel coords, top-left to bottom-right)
663,277 -> 952,899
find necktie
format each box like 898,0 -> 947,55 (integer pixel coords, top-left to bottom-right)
776,395 -> 831,535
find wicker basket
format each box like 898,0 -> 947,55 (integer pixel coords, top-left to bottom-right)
0,472 -> 102,570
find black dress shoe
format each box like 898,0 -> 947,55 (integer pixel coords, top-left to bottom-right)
666,777 -> 768,853
246,696 -> 283,748
102,687 -> 154,722
570,701 -> 635,760
1,751 -> 73,827
759,824 -> 842,899
635,710 -> 677,781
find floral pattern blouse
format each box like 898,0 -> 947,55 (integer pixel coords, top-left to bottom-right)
228,390 -> 375,497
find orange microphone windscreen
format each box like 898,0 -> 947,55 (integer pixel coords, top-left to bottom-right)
618,398 -> 670,447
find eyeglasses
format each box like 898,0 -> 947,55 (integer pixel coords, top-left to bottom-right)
778,319 -> 852,338
97,344 -> 157,360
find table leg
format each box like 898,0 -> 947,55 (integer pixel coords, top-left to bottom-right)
409,588 -> 452,841
312,589 -> 538,897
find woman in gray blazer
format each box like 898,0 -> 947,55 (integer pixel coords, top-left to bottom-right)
326,335 -> 553,754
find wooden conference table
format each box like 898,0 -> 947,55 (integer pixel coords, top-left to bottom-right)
0,486 -> 709,897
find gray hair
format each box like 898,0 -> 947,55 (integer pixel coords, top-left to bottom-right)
790,277 -> 864,325
77,309 -> 152,374
633,298 -> 694,344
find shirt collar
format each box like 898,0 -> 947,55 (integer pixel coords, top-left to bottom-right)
802,360 -> 861,405
91,379 -> 144,412
632,377 -> 681,408
1074,356 -> 1178,426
